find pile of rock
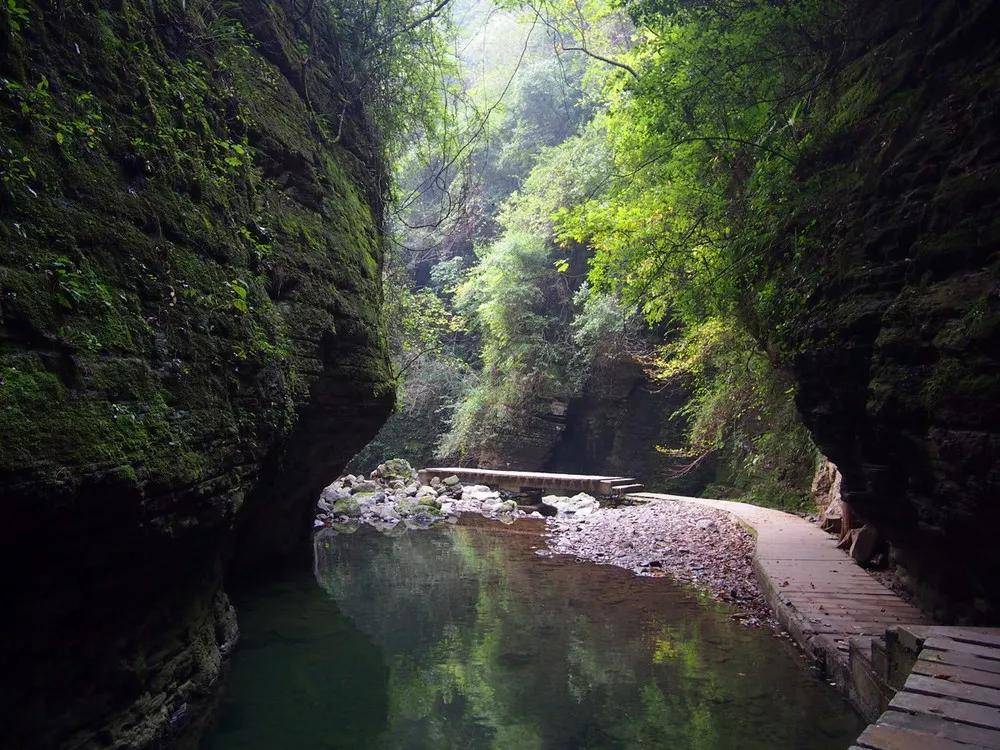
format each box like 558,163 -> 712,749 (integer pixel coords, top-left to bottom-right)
540,492 -> 600,517
315,459 -> 539,532
315,459 -> 610,533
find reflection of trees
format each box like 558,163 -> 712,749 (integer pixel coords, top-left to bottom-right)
312,525 -> 861,750
201,574 -> 389,750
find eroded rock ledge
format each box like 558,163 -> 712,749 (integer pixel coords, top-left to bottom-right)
764,0 -> 1000,621
0,1 -> 392,746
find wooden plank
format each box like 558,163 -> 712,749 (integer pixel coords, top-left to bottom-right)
924,638 -> 1000,662
904,673 -> 1000,708
857,722 -> 987,750
931,629 -> 1000,649
912,659 -> 1000,690
880,709 -> 1000,748
777,585 -> 899,595
803,605 -> 925,617
784,592 -> 924,607
816,592 -> 930,601
788,595 -> 923,610
922,648 -> 1000,676
890,690 -> 1000,730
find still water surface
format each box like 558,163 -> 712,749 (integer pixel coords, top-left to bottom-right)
201,518 -> 864,749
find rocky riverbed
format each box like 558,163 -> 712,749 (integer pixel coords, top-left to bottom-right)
315,459 -> 602,532
542,502 -> 777,628
316,459 -> 773,627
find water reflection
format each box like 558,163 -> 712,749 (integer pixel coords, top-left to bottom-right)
203,518 -> 863,749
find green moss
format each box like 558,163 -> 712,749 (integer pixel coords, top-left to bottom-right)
0,359 -> 207,485
825,70 -> 880,132
332,497 -> 363,516
0,0 -> 392,502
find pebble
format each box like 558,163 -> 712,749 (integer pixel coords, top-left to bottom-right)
544,501 -> 778,629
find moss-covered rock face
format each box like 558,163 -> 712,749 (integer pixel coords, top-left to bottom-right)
0,0 -> 393,746
766,1 -> 1000,620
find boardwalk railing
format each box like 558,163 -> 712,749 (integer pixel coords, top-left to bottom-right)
417,467 -> 642,496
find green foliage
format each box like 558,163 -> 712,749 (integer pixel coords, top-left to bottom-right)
434,110 -> 626,459
4,0 -> 30,32
348,356 -> 473,472
428,256 -> 465,295
655,319 -> 817,509
529,0 -> 848,504
225,278 -> 250,314
569,282 -> 633,384
440,228 -> 567,458
559,0 -> 843,327
48,256 -> 114,311
332,0 -> 461,162
365,0 -> 836,506
0,76 -> 105,168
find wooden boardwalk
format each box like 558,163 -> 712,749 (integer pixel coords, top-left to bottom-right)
853,626 -> 1000,750
632,494 -> 1000,749
418,467 -> 642,495
632,493 -> 931,679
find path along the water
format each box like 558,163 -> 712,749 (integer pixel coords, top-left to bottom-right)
631,493 -> 930,680
632,493 -> 1000,749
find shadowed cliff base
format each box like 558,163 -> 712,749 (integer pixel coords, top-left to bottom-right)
0,0 -> 393,745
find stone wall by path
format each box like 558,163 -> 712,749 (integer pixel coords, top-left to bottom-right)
0,2 -> 392,747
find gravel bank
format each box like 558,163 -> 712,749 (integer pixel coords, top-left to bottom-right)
541,500 -> 778,628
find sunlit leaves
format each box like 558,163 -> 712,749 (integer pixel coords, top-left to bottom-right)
555,0 -> 840,331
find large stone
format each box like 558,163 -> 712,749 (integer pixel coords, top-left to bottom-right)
374,458 -> 418,483
370,503 -> 400,522
541,493 -> 599,517
849,525 -> 879,565
320,483 -> 351,505
812,457 -> 843,510
332,498 -> 363,518
395,499 -> 421,517
417,495 -> 442,511
482,497 -> 506,514
819,498 -> 845,535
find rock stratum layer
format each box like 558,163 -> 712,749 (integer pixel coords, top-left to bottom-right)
770,1 -> 1000,620
0,1 -> 393,747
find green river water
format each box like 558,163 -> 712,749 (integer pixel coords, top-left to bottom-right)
200,517 -> 864,749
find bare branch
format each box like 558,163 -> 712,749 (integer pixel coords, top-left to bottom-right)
364,0 -> 455,54
556,43 -> 638,78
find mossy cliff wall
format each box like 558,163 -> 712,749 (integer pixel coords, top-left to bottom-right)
545,357 -> 711,496
0,0 -> 393,746
766,1 -> 999,620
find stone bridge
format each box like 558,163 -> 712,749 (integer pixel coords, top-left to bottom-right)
417,467 -> 642,496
